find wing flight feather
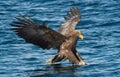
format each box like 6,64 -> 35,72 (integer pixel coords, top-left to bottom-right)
59,6 -> 80,35
11,14 -> 66,49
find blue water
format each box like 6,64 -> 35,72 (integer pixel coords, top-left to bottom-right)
0,0 -> 120,77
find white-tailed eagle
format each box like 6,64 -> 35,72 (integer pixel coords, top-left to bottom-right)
11,6 -> 87,65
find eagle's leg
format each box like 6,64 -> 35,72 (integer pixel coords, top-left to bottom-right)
76,52 -> 87,65
74,50 -> 83,61
66,49 -> 87,65
74,50 -> 88,65
51,54 -> 64,63
63,50 -> 80,64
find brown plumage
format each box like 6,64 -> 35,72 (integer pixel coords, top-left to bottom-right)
11,6 -> 87,65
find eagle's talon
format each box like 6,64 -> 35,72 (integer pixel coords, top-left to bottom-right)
78,61 -> 88,65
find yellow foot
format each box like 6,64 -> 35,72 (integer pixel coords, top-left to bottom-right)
78,61 -> 88,65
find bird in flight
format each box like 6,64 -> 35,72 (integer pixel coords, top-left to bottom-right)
11,6 -> 87,65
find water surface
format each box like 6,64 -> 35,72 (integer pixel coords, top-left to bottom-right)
0,0 -> 120,77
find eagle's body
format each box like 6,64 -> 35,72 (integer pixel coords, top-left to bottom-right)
11,6 -> 87,65
53,30 -> 84,64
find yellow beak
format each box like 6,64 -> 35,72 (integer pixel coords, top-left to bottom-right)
79,34 -> 84,40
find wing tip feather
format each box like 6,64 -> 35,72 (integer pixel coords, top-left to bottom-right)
64,6 -> 80,21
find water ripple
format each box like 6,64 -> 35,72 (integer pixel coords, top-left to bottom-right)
0,0 -> 120,77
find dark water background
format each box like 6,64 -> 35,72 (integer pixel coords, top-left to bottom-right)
0,0 -> 120,77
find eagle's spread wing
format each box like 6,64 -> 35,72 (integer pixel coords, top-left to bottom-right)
59,6 -> 80,35
11,14 -> 66,49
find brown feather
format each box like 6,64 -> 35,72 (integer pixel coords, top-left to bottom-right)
11,14 -> 66,49
11,6 -> 86,65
